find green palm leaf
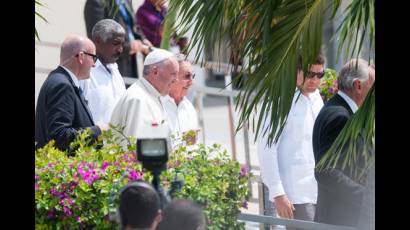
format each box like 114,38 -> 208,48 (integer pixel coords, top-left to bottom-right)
170,0 -> 334,146
317,0 -> 375,176
236,0 -> 328,145
168,0 -> 375,174
35,0 -> 48,40
335,0 -> 375,62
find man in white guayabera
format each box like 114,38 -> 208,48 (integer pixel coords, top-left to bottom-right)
257,54 -> 325,230
160,55 -> 198,137
79,19 -> 127,125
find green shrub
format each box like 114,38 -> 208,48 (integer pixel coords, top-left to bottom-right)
35,129 -> 251,229
162,142 -> 251,230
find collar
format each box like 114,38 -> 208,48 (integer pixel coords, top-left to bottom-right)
309,89 -> 322,100
160,95 -> 187,105
60,65 -> 80,88
337,91 -> 358,113
160,95 -> 174,103
140,77 -> 161,98
94,59 -> 118,75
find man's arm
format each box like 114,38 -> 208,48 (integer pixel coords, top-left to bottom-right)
257,116 -> 294,219
315,110 -> 365,205
46,83 -> 101,150
315,168 -> 365,206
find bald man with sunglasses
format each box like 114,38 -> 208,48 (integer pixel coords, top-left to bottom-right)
257,54 -> 325,230
35,35 -> 107,154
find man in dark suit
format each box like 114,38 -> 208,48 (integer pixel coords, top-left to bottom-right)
84,0 -> 152,79
312,59 -> 375,227
35,35 -> 108,153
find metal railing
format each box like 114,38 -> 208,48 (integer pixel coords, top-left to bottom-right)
237,213 -> 358,230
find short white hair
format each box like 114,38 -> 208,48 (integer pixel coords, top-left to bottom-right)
338,58 -> 369,91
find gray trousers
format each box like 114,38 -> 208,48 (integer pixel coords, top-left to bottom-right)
263,185 -> 316,230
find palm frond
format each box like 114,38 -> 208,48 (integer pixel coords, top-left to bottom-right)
172,0 -> 375,175
161,0 -> 178,49
235,0 -> 326,145
315,0 -> 375,177
35,0 -> 48,41
335,0 -> 375,62
172,0 -> 329,146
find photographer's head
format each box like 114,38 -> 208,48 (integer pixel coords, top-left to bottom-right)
156,199 -> 206,230
119,182 -> 162,230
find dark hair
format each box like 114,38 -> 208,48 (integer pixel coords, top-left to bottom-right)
119,182 -> 160,229
297,52 -> 325,70
156,199 -> 206,230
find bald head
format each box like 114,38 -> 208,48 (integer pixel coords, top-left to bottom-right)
60,35 -> 94,64
59,35 -> 96,79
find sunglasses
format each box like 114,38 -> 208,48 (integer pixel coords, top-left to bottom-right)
182,73 -> 196,80
76,51 -> 98,63
305,71 -> 325,79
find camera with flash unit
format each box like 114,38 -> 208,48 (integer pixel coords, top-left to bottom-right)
136,138 -> 169,172
136,138 -> 182,209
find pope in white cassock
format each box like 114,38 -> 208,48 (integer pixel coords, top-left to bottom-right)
110,48 -> 179,142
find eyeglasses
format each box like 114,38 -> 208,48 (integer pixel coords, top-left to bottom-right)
305,71 -> 325,79
76,51 -> 98,63
182,73 -> 196,80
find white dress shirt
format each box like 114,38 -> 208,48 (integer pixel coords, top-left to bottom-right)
160,95 -> 198,135
257,89 -> 324,204
337,91 -> 358,113
79,60 -> 126,124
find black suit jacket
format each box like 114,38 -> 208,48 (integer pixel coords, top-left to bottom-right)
84,0 -> 145,78
35,66 -> 101,152
312,93 -> 366,227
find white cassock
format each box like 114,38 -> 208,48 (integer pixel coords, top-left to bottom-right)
110,77 -> 171,141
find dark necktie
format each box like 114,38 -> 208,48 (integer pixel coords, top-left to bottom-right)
78,87 -> 88,105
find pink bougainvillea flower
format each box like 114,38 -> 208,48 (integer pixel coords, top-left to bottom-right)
240,165 -> 248,177
47,210 -> 56,219
242,201 -> 248,209
101,161 -> 109,171
128,170 -> 142,182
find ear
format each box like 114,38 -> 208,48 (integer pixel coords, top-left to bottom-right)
156,210 -> 162,222
353,79 -> 362,91
77,52 -> 84,65
95,36 -> 102,45
153,210 -> 162,226
152,66 -> 159,75
296,70 -> 304,87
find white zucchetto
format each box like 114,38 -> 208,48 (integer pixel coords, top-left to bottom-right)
143,48 -> 175,66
